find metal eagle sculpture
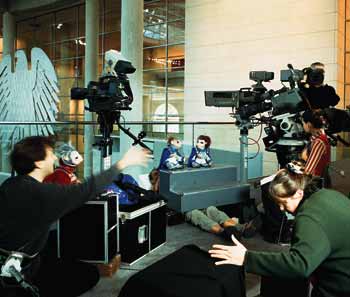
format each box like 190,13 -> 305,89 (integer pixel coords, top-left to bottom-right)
0,47 -> 59,147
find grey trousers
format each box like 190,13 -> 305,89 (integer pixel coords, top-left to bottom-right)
185,206 -> 237,232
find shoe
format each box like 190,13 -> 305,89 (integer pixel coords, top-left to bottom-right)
242,215 -> 263,238
219,226 -> 243,241
241,222 -> 257,238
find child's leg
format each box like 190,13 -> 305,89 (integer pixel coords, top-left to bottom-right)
185,209 -> 223,233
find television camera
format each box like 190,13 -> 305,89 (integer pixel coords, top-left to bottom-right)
71,50 -> 152,168
205,64 -> 350,168
71,50 -> 135,113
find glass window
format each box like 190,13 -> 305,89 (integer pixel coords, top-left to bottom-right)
77,38 -> 86,57
55,8 -> 78,41
143,0 -> 185,135
11,0 -> 185,143
144,23 -> 167,47
104,10 -> 121,33
144,47 -> 167,70
168,44 -> 184,72
75,57 -> 85,81
17,19 -> 35,34
78,5 -> 86,37
168,0 -> 185,21
16,31 -> 35,50
144,0 -> 167,23
55,59 -> 75,78
58,78 -> 77,97
54,41 -> 77,60
103,31 -> 121,52
168,20 -> 185,44
34,14 -> 54,45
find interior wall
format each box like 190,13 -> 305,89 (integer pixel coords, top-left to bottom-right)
184,0 -> 339,175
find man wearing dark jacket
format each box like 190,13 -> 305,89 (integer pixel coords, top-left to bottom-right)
0,136 -> 151,297
300,62 -> 340,109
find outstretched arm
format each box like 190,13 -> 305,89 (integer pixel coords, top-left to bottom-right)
209,216 -> 330,279
37,147 -> 152,225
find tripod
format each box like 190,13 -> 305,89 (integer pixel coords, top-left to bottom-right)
239,126 -> 249,184
95,110 -> 153,171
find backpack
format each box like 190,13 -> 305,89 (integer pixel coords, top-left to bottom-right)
104,174 -> 139,205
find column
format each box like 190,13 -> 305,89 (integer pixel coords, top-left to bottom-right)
120,0 -> 145,179
3,12 -> 15,60
83,0 -> 99,177
1,12 -> 15,172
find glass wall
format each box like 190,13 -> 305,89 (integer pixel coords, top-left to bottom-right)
16,0 -> 121,122
15,0 -> 122,176
14,0 -> 185,142
143,0 -> 185,139
0,0 -> 186,174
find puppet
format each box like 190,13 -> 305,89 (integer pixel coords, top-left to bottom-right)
188,135 -> 212,168
158,136 -> 185,170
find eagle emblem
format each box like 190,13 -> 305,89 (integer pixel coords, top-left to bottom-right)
0,47 -> 59,146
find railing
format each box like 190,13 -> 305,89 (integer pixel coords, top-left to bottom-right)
0,120 -> 348,179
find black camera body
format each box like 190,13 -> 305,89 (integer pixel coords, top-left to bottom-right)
205,68 -> 305,121
205,65 -> 309,162
71,51 -> 136,113
71,74 -> 134,113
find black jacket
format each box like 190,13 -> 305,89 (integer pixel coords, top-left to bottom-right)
301,84 -> 340,109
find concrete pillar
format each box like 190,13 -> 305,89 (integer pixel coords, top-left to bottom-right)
3,12 -> 15,60
120,0 -> 145,179
83,0 -> 99,177
1,12 -> 16,172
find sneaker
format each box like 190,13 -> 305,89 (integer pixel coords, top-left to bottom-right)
242,215 -> 263,238
218,226 -> 243,241
241,222 -> 257,238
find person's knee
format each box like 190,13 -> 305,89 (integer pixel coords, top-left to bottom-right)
186,209 -> 203,225
206,206 -> 219,216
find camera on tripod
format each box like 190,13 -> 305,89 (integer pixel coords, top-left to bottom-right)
205,63 -> 349,167
204,71 -> 273,110
71,50 -> 136,113
205,65 -> 305,122
204,64 -> 311,166
70,50 -> 153,157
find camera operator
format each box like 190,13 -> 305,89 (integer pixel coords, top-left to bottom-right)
300,62 -> 340,109
0,136 -> 152,297
209,166 -> 350,297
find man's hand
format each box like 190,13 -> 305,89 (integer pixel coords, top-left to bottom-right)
208,235 -> 247,266
117,146 -> 153,171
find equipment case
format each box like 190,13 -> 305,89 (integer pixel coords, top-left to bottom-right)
119,200 -> 167,265
57,195 -> 119,264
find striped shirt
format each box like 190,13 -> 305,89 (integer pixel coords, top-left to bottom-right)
305,131 -> 330,176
